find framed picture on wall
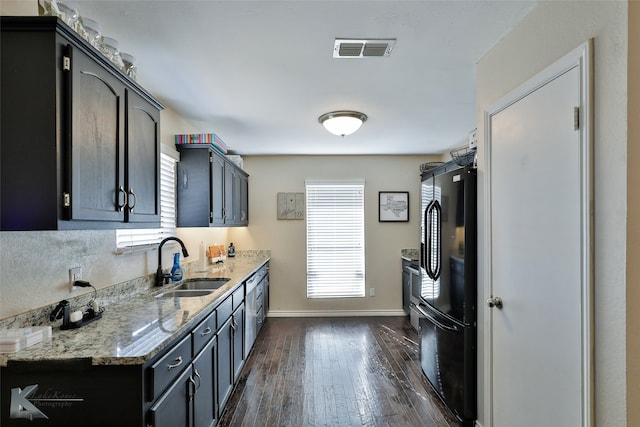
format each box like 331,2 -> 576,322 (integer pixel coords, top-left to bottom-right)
379,191 -> 409,222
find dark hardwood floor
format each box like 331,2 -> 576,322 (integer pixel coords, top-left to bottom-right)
219,317 -> 459,427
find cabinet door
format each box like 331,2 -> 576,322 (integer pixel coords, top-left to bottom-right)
125,89 -> 160,224
148,366 -> 191,427
224,163 -> 234,224
211,154 -> 225,226
216,316 -> 233,412
176,147 -> 212,227
193,337 -> 217,427
232,303 -> 245,382
231,169 -> 249,226
402,261 -> 410,314
238,172 -> 249,225
69,45 -> 125,222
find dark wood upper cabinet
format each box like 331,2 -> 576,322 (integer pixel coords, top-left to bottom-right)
176,145 -> 249,227
126,90 -> 161,223
0,17 -> 163,230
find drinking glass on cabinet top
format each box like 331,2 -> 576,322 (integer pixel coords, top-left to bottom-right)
80,17 -> 103,50
120,52 -> 137,80
101,37 -> 125,70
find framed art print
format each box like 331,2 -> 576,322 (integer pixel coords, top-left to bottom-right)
379,191 -> 409,222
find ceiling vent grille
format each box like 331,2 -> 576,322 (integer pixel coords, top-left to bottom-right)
333,38 -> 396,58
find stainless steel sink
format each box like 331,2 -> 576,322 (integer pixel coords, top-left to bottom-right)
174,278 -> 231,291
156,290 -> 213,298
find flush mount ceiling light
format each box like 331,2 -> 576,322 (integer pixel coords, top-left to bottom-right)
318,111 -> 368,137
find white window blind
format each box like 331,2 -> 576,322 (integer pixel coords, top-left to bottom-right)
306,180 -> 365,298
116,153 -> 177,253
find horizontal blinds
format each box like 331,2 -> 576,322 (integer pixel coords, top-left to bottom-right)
116,153 -> 177,253
306,182 -> 365,298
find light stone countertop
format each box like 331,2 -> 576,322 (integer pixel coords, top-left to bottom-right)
0,252 -> 270,367
401,248 -> 419,262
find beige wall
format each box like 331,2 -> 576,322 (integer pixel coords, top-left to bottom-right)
227,155 -> 437,315
477,1 -> 628,426
627,2 -> 640,426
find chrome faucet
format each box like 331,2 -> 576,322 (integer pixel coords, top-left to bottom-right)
156,237 -> 189,286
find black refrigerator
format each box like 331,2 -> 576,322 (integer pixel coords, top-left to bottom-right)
418,162 -> 476,426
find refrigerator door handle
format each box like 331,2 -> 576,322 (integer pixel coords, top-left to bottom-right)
426,200 -> 442,280
416,304 -> 459,333
425,201 -> 435,279
433,200 -> 442,279
421,206 -> 429,270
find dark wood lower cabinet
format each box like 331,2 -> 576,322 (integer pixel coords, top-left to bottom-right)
193,338 -> 217,427
0,268 -> 266,427
149,367 -> 191,427
216,316 -> 234,414
149,337 -> 218,427
232,304 -> 245,383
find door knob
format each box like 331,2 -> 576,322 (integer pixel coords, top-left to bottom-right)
487,297 -> 503,309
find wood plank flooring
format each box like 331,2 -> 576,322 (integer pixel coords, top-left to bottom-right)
219,317 -> 459,427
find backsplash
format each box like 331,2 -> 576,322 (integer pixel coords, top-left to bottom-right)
0,250 -> 270,330
0,272 -> 154,330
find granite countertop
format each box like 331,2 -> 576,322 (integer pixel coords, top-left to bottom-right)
0,253 -> 270,367
401,248 -> 419,262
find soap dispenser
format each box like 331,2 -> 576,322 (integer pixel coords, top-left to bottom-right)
171,252 -> 183,281
227,242 -> 235,258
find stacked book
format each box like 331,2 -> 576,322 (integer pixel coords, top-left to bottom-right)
175,133 -> 229,154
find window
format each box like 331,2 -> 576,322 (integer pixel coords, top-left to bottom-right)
306,180 -> 365,298
115,152 -> 177,253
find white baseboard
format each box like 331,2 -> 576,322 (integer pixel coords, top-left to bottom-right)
266,309 -> 406,318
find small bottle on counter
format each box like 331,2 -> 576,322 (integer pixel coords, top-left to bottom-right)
228,242 -> 235,258
171,252 -> 183,281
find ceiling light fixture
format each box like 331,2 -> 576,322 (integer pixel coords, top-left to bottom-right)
318,111 -> 368,137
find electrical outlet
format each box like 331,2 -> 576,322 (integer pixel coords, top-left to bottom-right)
369,287 -> 375,297
69,267 -> 82,292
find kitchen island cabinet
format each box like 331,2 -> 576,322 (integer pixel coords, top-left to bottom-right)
0,253 -> 270,426
0,17 -> 162,230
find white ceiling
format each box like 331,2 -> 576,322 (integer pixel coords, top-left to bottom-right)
74,0 -> 537,156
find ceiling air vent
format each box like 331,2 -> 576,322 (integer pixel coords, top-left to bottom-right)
333,38 -> 396,58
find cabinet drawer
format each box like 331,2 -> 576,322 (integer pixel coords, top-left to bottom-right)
232,284 -> 245,310
217,296 -> 233,330
192,310 -> 216,356
149,334 -> 192,401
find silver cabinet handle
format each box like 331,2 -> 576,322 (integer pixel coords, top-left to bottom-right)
117,186 -> 127,212
193,368 -> 201,391
487,297 -> 503,309
188,374 -> 197,401
128,188 -> 137,212
167,356 -> 183,370
200,326 -> 212,336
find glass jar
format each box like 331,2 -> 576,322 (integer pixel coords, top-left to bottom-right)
101,37 -> 125,70
80,17 -> 103,50
120,52 -> 137,80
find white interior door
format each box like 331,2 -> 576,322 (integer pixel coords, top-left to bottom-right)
485,43 -> 592,427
